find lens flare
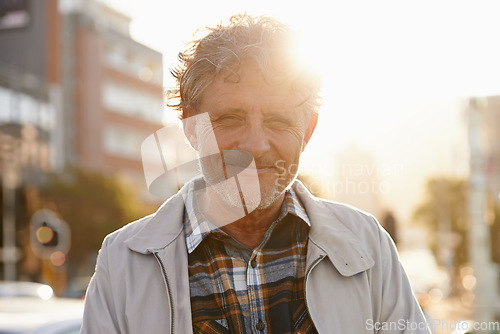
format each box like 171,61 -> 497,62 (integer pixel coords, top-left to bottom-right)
50,251 -> 66,267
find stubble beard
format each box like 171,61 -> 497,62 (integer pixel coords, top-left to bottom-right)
200,161 -> 293,212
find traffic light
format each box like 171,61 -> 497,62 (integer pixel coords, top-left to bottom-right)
30,209 -> 70,261
36,222 -> 59,247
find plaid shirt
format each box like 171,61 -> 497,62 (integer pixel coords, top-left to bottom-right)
184,185 -> 317,334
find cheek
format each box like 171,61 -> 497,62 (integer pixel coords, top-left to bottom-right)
271,129 -> 306,155
268,144 -> 302,179
279,155 -> 301,180
212,127 -> 241,150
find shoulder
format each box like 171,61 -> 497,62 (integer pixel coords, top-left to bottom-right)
293,180 -> 382,235
101,213 -> 155,248
293,180 -> 392,263
105,178 -> 198,243
315,198 -> 388,250
322,200 -> 382,235
99,182 -> 190,255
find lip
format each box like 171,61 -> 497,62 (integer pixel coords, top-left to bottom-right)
255,166 -> 274,174
224,165 -> 275,177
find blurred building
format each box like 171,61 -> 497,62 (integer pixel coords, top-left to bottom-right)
468,96 -> 500,258
1,0 -> 164,186
470,97 -> 500,200
0,0 -> 164,281
60,0 -> 164,190
0,0 -> 62,281
0,0 -> 59,179
466,96 -> 500,321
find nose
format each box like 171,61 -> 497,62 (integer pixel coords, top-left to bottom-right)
237,121 -> 270,160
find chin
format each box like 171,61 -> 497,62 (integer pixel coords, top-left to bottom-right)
203,175 -> 287,212
254,184 -> 286,210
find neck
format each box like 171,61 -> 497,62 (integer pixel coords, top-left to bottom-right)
221,195 -> 284,249
196,186 -> 285,249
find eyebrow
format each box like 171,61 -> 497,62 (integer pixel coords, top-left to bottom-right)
211,102 -> 300,118
263,110 -> 289,117
214,107 -> 246,114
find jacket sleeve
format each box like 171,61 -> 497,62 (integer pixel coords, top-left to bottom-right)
80,237 -> 120,334
375,219 -> 430,334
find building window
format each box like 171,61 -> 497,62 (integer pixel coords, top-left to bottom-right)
103,44 -> 162,84
103,125 -> 148,159
102,81 -> 163,123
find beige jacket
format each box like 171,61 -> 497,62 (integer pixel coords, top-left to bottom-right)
81,180 -> 430,334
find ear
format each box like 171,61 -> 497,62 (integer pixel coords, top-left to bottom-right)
301,112 -> 318,151
182,108 -> 198,151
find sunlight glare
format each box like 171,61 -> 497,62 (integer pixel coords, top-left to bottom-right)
292,29 -> 324,84
126,0 -> 500,223
37,285 -> 54,300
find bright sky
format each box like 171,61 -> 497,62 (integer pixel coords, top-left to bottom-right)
104,0 -> 500,223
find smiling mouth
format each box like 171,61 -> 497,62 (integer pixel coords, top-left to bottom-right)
224,165 -> 276,177
254,166 -> 275,173
218,150 -> 280,178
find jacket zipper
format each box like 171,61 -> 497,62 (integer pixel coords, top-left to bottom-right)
304,254 -> 325,331
153,252 -> 175,334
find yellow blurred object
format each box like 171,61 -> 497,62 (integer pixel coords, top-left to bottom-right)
41,258 -> 67,296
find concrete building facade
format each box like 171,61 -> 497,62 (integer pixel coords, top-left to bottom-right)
60,0 -> 164,187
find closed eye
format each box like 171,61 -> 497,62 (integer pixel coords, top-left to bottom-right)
213,114 -> 245,127
266,118 -> 291,130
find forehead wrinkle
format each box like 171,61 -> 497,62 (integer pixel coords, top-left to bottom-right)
206,94 -> 254,113
200,66 -> 306,116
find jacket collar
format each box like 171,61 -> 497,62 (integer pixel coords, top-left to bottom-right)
293,181 -> 375,277
125,178 -> 375,277
124,181 -> 193,254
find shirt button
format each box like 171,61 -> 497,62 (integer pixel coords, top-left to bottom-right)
256,320 -> 265,331
250,259 -> 257,268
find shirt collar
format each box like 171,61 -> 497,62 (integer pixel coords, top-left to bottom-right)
183,184 -> 311,254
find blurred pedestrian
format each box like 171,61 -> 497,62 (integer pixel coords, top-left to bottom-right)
383,210 -> 398,246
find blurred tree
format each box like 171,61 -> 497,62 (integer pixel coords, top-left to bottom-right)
35,168 -> 156,274
412,177 -> 468,291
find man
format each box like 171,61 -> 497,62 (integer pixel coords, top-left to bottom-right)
81,14 -> 430,334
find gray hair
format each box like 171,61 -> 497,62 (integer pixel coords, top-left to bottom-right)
168,13 -> 322,119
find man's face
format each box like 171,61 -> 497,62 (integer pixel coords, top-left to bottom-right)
187,63 -> 317,211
